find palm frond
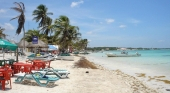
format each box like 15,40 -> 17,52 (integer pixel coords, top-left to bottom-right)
10,16 -> 20,21
14,2 -> 23,11
13,2 -> 21,9
11,2 -> 25,35
10,7 -> 22,13
16,21 -> 24,34
46,12 -> 53,15
20,2 -> 25,12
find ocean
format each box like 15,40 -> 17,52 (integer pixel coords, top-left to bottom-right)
84,49 -> 170,92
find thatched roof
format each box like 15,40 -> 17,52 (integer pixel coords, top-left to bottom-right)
26,40 -> 48,48
17,39 -> 29,48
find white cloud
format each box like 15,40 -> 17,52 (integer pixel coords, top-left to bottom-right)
105,19 -> 114,24
0,9 -> 6,14
0,23 -> 15,31
119,25 -> 126,28
130,19 -> 140,24
71,0 -> 84,8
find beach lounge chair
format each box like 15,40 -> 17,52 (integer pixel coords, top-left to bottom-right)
27,54 -> 36,57
15,72 -> 60,87
33,67 -> 70,79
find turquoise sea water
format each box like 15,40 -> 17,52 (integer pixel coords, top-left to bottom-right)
86,49 -> 170,74
84,49 -> 170,92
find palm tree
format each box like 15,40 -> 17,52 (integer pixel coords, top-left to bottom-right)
74,39 -> 88,50
0,27 -> 7,39
32,4 -> 53,35
40,17 -> 53,35
24,29 -> 48,43
10,2 -> 25,35
82,39 -> 88,50
53,15 -> 81,52
10,2 -> 25,48
72,39 -> 88,51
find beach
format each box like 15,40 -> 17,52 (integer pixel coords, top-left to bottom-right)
1,1 -> 169,93
0,54 -> 161,93
84,50 -> 170,93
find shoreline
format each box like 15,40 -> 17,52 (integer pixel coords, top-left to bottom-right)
0,55 -> 161,93
83,54 -> 170,93
78,55 -> 160,93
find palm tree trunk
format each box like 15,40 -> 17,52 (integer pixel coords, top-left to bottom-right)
23,27 -> 25,50
16,48 -> 18,62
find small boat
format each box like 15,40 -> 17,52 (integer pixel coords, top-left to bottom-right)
121,50 -> 128,54
54,53 -> 74,61
79,51 -> 90,54
106,52 -> 141,57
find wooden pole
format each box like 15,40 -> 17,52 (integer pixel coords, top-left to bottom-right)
16,47 -> 18,62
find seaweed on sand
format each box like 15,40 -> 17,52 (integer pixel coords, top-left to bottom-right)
74,57 -> 98,69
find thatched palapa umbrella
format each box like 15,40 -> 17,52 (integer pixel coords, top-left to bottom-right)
18,39 -> 29,48
26,40 -> 48,54
26,40 -> 48,48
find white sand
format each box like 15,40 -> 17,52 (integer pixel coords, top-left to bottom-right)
0,54 -> 161,93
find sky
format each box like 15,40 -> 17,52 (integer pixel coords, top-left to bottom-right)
0,0 -> 170,48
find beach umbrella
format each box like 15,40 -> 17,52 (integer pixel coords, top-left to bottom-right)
48,45 -> 58,51
0,38 -> 18,60
0,38 -> 18,51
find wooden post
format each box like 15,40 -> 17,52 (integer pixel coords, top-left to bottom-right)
16,47 -> 18,62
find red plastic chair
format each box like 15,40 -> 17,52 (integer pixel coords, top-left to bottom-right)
0,68 -> 12,90
32,62 -> 46,70
23,65 -> 33,74
13,65 -> 21,74
45,60 -> 51,68
4,64 -> 14,76
13,63 -> 25,74
33,59 -> 42,62
26,60 -> 33,64
0,64 -> 12,76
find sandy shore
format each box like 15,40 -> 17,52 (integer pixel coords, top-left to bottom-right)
0,55 -> 160,93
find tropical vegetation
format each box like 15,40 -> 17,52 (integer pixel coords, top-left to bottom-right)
52,15 -> 81,51
0,2 -> 88,53
10,2 -> 25,35
10,2 -> 26,50
32,4 -> 53,35
0,26 -> 7,39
